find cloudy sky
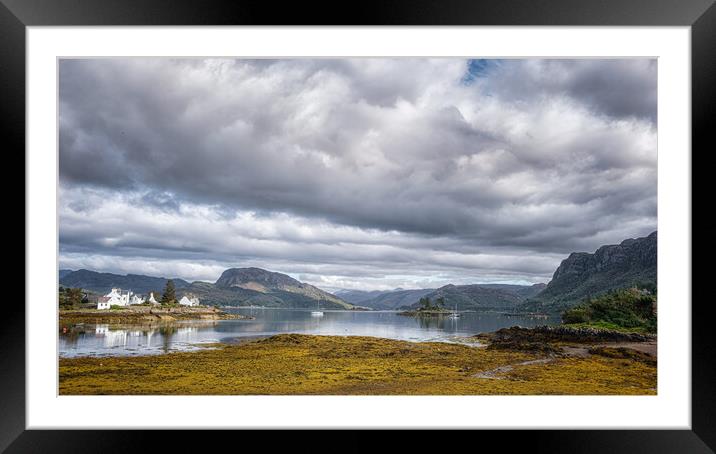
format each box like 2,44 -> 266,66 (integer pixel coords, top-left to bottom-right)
59,58 -> 657,291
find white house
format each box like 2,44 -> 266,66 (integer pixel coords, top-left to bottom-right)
97,288 -> 123,309
97,297 -> 111,310
130,293 -> 144,305
147,292 -> 159,305
179,295 -> 200,307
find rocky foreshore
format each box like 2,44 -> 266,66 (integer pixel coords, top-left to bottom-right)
484,325 -> 655,344
474,325 -> 657,358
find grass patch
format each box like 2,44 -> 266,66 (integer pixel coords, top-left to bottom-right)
563,321 -> 652,334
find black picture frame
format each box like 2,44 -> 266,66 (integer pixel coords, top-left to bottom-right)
4,0 -> 712,451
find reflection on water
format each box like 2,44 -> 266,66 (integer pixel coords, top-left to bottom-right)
415,315 -> 462,330
59,309 -> 559,358
60,321 -> 219,357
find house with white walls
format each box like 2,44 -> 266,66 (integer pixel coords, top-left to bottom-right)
179,294 -> 200,307
97,288 -> 124,309
130,293 -> 144,305
97,297 -> 111,310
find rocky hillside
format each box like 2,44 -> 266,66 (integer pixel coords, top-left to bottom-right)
59,269 -> 190,295
479,283 -> 547,300
404,283 -> 547,311
520,231 -> 657,313
184,268 -> 354,309
216,267 -> 301,290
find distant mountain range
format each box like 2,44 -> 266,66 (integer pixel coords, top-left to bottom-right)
336,284 -> 547,311
402,283 -> 547,311
335,288 -> 436,310
519,231 -> 657,313
58,231 -> 656,313
59,269 -> 191,294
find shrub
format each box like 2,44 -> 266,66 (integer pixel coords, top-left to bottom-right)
561,306 -> 590,324
561,288 -> 656,333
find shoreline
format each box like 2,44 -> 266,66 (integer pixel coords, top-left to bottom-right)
59,327 -> 657,395
397,309 -> 455,317
398,309 -> 554,317
59,306 -> 251,325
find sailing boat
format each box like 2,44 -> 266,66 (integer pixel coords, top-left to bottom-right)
311,299 -> 324,317
448,302 -> 460,318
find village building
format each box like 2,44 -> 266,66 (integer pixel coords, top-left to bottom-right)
96,288 -> 145,309
130,293 -> 144,305
179,294 -> 201,307
147,292 -> 159,304
97,297 -> 111,310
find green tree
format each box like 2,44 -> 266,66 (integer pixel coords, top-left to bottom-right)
161,280 -> 176,305
419,297 -> 432,310
60,287 -> 84,309
436,297 -> 446,309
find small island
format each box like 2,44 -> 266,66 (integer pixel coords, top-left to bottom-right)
398,296 -> 455,317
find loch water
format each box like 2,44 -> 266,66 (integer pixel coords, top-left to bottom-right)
59,308 -> 560,357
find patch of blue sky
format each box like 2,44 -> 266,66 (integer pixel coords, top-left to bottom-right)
461,59 -> 502,86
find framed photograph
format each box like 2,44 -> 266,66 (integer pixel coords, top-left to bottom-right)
6,0 -> 712,450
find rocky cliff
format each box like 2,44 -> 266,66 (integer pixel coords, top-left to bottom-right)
520,231 -> 657,313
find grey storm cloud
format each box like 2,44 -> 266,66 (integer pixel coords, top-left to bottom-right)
58,58 -> 657,288
474,59 -> 657,122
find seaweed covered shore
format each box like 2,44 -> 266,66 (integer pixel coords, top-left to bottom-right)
60,328 -> 656,395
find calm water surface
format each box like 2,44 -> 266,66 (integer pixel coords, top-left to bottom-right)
59,308 -> 559,357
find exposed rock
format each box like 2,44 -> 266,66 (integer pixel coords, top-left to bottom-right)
479,325 -> 656,346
